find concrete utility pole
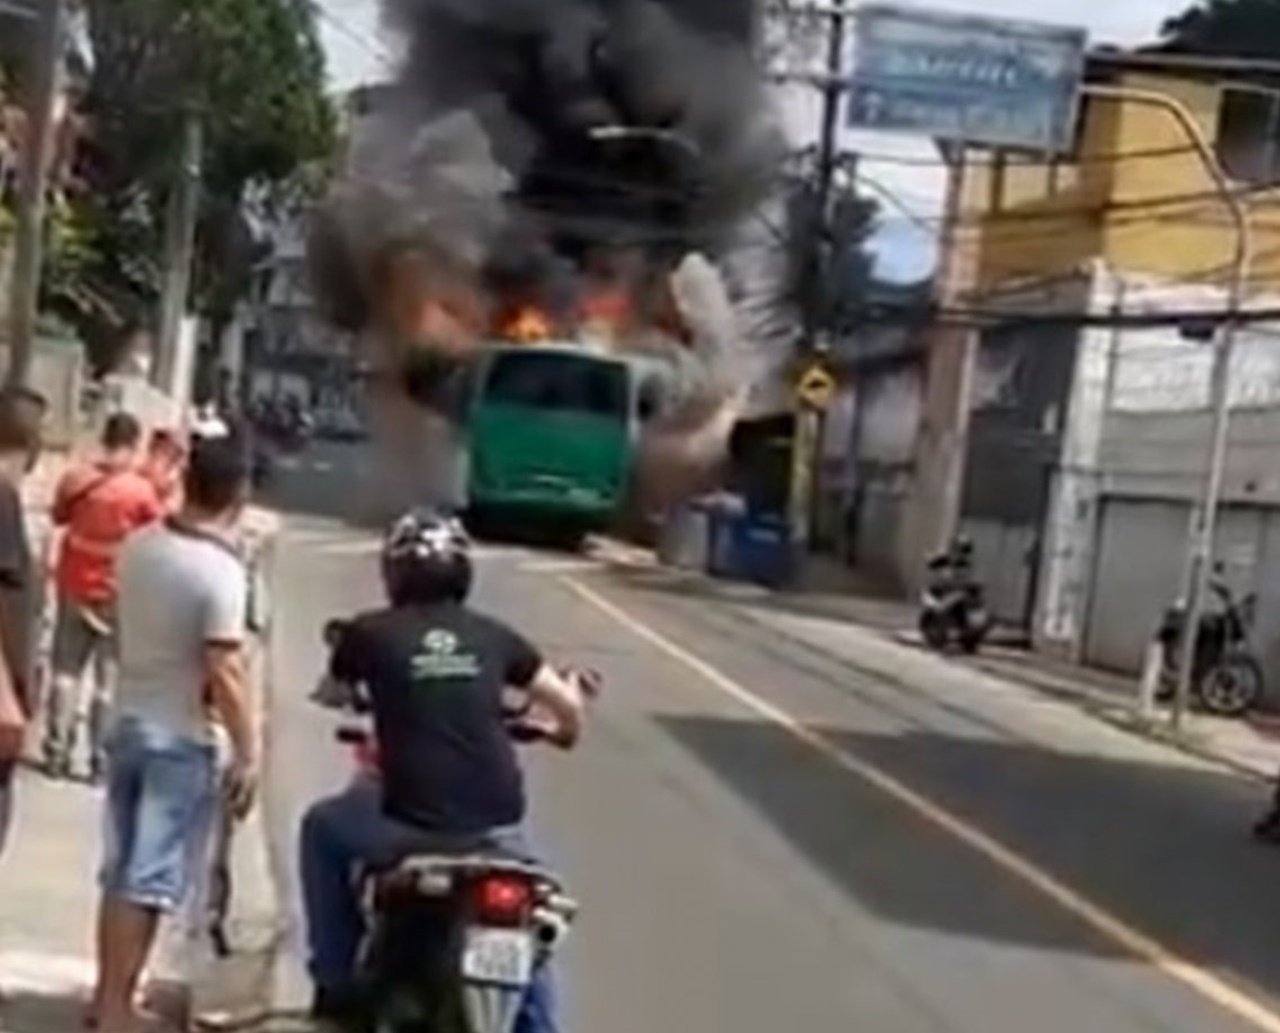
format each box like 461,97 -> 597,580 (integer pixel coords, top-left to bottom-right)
787,0 -> 849,553
900,143 -> 977,589
5,0 -> 68,390
154,110 -> 203,396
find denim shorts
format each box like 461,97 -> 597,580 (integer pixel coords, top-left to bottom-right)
99,715 -> 217,912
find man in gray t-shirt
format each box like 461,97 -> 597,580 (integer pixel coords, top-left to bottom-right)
90,439 -> 259,1033
113,519 -> 246,741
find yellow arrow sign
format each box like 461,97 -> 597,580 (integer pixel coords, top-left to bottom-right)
796,364 -> 836,410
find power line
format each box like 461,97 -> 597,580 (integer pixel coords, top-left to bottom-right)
829,142 -> 1201,170
854,172 -> 939,237
309,0 -> 395,69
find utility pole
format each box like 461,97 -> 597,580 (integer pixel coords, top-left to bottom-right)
154,110 -> 203,397
787,0 -> 848,554
900,142 -> 976,590
5,0 -> 68,390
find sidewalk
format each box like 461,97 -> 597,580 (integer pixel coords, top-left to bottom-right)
0,772 -> 99,1032
0,486 -> 284,1032
589,540 -> 1280,783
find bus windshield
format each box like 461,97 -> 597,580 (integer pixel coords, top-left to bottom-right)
482,351 -> 629,419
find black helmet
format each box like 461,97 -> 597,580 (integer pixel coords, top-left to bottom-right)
381,507 -> 473,606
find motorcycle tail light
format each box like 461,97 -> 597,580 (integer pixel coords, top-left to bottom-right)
472,874 -> 534,925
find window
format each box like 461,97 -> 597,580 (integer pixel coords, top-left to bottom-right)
483,352 -> 629,418
1217,87 -> 1280,185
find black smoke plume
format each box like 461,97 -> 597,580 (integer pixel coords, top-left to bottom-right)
312,0 -> 784,334
310,0 -> 786,513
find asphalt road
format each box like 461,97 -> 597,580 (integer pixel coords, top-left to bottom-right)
258,443 -> 1280,1033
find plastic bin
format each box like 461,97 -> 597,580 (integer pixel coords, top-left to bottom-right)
707,509 -> 795,589
656,503 -> 711,572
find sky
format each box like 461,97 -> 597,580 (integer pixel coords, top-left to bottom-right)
315,0 -> 1199,282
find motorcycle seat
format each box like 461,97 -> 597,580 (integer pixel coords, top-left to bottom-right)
364,853 -> 552,899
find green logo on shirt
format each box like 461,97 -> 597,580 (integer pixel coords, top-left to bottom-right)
410,628 -> 481,681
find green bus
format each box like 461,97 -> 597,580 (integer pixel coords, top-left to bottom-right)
465,344 -> 654,540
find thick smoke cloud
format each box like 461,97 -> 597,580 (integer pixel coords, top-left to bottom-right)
310,0 -> 787,512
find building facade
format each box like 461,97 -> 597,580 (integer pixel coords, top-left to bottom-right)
943,51 -> 1280,697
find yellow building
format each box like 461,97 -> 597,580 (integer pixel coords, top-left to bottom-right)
898,50 -> 1280,681
959,50 -> 1280,302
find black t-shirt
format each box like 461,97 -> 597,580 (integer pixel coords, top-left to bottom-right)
330,602 -> 543,833
0,478 -> 33,714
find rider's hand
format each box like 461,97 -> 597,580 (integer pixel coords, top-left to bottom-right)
226,755 -> 260,820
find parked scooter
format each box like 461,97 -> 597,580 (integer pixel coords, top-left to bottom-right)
314,619 -> 596,1033
1156,565 -> 1264,718
918,537 -> 993,655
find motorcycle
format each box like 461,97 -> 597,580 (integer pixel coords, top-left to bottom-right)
315,619 -> 595,1033
1156,567 -> 1264,718
918,538 -> 993,655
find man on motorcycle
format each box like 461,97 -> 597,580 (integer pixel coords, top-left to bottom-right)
299,508 -> 586,1030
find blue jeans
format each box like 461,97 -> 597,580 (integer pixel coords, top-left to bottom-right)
100,715 -> 218,912
299,780 -> 559,1033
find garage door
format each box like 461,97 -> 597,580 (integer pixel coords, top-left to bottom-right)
1085,499 -> 1267,675
1085,499 -> 1189,674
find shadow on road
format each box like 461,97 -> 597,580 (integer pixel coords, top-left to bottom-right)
656,714 -> 1280,1002
0,991 -> 83,1033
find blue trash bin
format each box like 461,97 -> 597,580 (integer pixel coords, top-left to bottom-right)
706,508 -> 795,588
734,512 -> 795,588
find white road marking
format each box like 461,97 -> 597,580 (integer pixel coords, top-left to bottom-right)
563,575 -> 1280,1033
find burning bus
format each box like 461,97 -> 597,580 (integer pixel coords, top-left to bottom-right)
309,0 -> 785,522
467,345 -> 646,540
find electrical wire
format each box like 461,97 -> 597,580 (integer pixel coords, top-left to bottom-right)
838,142 -> 1201,170
309,0 -> 396,69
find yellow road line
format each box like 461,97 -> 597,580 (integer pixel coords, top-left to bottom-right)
561,575 -> 1280,1033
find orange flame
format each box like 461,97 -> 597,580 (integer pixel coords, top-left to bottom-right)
498,306 -> 553,343
579,290 -> 632,328
576,289 -> 636,347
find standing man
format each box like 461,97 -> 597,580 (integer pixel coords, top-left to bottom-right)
45,412 -> 161,780
0,390 -> 44,858
139,428 -> 186,513
90,438 -> 258,1033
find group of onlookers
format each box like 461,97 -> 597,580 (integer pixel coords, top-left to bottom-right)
0,395 -> 266,1033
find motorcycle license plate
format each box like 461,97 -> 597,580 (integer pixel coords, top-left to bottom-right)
462,927 -> 535,988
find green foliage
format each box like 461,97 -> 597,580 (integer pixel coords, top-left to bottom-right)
57,0 -> 337,366
1163,0 -> 1280,58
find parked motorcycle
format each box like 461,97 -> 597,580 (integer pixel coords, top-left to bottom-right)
1156,567 -> 1264,718
918,537 -> 993,655
316,619 -> 594,1033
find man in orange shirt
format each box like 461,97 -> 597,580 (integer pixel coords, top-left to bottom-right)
45,413 -> 162,780
140,428 -> 186,513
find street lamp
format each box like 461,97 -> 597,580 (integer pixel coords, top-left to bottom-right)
1082,84 -> 1252,734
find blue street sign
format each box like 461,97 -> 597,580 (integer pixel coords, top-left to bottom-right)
847,5 -> 1087,153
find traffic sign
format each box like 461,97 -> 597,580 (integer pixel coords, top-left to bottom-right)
796,363 -> 836,410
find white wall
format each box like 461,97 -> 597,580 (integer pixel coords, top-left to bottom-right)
1034,265 -> 1280,657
